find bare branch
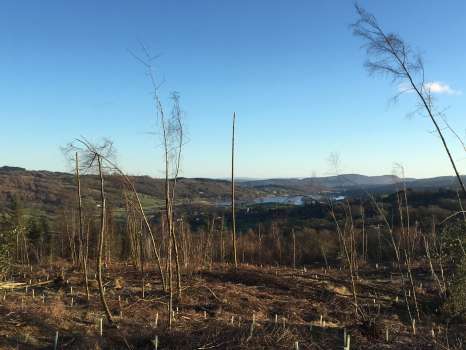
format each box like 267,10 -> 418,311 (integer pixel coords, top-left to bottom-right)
352,4 -> 466,197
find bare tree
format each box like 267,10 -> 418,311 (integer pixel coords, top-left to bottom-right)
123,189 -> 147,298
65,138 -> 115,324
329,201 -> 359,316
96,152 -> 114,323
75,152 -> 90,301
129,46 -> 185,327
167,92 -> 184,302
231,112 -> 238,268
352,4 -> 466,197
103,157 -> 166,291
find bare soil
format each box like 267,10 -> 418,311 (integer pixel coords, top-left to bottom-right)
0,263 -> 463,349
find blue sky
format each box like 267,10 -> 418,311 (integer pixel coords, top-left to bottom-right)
1,1 -> 465,179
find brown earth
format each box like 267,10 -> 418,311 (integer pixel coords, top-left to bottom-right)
0,263 -> 463,349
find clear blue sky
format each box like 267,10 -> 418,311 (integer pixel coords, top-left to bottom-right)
1,0 -> 465,179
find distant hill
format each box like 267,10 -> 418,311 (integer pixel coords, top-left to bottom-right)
0,166 -> 266,217
240,174 -> 410,192
241,174 -> 464,193
0,166 -> 464,217
404,176 -> 465,189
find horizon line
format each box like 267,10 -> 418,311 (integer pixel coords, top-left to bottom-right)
1,164 -> 463,181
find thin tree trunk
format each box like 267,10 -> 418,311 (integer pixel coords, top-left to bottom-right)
404,252 -> 420,320
97,156 -> 113,324
423,235 -> 445,298
168,226 -> 173,329
75,153 -> 90,301
171,225 -> 182,299
140,230 -> 145,299
220,217 -> 225,265
330,203 -> 358,316
101,158 -> 166,291
231,112 -> 238,268
385,36 -> 466,198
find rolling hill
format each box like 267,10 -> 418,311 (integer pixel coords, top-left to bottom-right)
0,166 -> 464,217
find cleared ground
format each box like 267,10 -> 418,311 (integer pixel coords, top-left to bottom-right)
0,263 -> 463,349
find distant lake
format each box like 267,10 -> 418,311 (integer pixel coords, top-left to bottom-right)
254,195 -> 305,205
253,194 -> 345,206
216,194 -> 345,207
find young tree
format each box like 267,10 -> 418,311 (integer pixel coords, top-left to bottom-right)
130,45 -> 185,327
352,4 -> 466,197
65,137 -> 168,292
64,138 -> 115,323
95,151 -> 114,323
75,152 -> 90,300
231,112 -> 238,268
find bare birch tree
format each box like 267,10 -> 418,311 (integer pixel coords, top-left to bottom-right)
352,4 -> 466,197
64,138 -> 115,323
129,45 -> 185,327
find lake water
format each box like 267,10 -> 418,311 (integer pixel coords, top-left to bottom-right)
216,194 -> 345,207
253,195 -> 305,205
